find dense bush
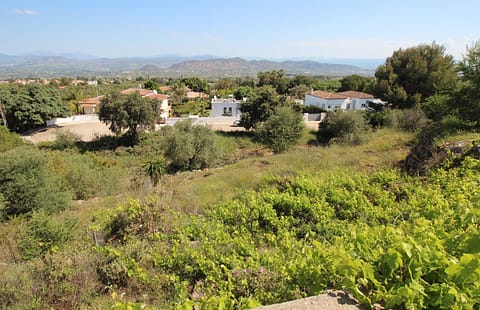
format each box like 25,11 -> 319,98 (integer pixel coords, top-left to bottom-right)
317,110 -> 368,145
0,147 -> 69,219
61,152 -> 124,200
385,108 -> 430,132
301,105 -> 326,114
0,126 -> 24,152
52,129 -> 80,150
255,105 -> 305,153
154,120 -> 224,171
19,210 -> 77,260
91,157 -> 480,308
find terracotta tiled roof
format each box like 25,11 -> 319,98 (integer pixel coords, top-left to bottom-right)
144,93 -> 169,101
159,86 -> 171,92
337,91 -> 375,99
120,88 -> 154,96
79,95 -> 104,105
309,90 -> 348,100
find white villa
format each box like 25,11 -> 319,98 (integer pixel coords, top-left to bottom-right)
305,90 -> 384,111
211,95 -> 243,117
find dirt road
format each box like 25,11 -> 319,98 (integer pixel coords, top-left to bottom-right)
24,119 -> 320,144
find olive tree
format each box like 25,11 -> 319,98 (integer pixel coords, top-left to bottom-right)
99,92 -> 158,143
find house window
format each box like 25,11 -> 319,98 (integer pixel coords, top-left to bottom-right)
361,104 -> 367,108
223,107 -> 232,116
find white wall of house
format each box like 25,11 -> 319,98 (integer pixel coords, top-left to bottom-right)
211,102 -> 241,117
305,95 -> 346,110
158,98 -> 170,117
347,98 -> 370,110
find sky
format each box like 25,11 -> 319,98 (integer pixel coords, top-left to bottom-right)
0,0 -> 478,60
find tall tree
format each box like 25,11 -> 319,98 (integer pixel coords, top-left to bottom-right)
258,70 -> 289,94
339,75 -> 374,92
1,84 -> 70,132
99,92 -> 158,142
239,86 -> 283,130
452,41 -> 480,123
374,42 -> 457,109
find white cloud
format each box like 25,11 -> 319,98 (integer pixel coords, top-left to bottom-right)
12,9 -> 39,15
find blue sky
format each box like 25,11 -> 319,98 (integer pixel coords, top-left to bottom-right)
0,0 -> 478,59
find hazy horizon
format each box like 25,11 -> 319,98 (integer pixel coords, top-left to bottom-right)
0,0 -> 477,61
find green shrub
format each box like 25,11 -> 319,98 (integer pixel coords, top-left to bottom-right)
52,129 -> 80,150
18,210 -> 77,260
302,105 -> 326,114
50,151 -> 125,200
0,147 -> 69,219
256,105 -> 305,153
0,126 -> 24,152
385,108 -> 430,132
317,110 -> 368,145
159,120 -> 223,171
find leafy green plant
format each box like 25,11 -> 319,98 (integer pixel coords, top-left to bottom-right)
0,147 -> 69,219
19,210 -> 77,260
255,104 -> 305,153
317,110 -> 368,145
143,156 -> 167,187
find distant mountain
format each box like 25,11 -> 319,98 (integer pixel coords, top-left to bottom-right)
139,64 -> 161,72
166,57 -> 373,77
0,54 -> 374,79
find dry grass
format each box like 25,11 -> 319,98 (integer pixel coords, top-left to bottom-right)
149,128 -> 414,215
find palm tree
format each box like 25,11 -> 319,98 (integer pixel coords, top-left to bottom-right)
143,156 -> 167,187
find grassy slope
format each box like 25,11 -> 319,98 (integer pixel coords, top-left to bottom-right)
0,128 -> 415,309
158,128 -> 412,214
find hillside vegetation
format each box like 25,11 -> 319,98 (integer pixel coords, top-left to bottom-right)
2,125 -> 480,309
1,41 -> 480,309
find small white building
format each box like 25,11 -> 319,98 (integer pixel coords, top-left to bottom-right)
211,95 -> 242,117
304,90 -> 348,111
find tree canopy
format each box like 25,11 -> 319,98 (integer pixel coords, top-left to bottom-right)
451,41 -> 480,123
99,92 -> 158,142
374,42 -> 457,109
239,85 -> 284,130
339,74 -> 374,92
0,84 -> 70,132
255,104 -> 305,153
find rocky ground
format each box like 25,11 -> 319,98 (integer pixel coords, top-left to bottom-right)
254,291 -> 363,310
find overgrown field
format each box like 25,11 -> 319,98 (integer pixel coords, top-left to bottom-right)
1,128 -> 480,309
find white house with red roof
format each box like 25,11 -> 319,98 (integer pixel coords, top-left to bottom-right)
305,90 -> 349,110
305,90 -> 384,111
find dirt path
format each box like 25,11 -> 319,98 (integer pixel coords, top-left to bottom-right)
23,119 -> 320,144
23,120 -> 113,144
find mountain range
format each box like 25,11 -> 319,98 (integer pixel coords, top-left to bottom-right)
0,53 -> 377,79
